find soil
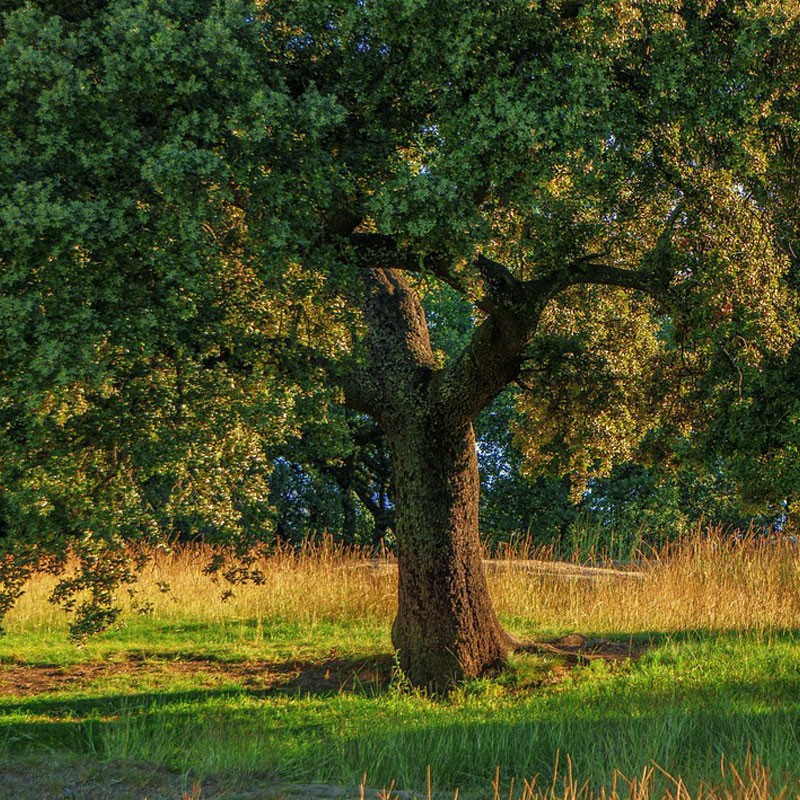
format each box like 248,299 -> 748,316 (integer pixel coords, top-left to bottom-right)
519,633 -> 646,665
0,654 -> 395,698
0,632 -> 640,698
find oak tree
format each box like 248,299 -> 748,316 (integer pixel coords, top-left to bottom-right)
1,0 -> 798,689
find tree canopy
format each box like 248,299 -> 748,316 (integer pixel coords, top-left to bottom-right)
2,0 -> 799,687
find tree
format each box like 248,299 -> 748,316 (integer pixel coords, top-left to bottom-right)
1,0 -> 798,690
268,410 -> 394,547
685,9 -> 800,522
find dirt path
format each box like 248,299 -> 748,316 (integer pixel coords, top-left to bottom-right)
353,558 -> 645,582
0,756 -> 388,800
0,654 -> 396,698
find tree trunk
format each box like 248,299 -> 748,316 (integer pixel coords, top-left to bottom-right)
341,266 -> 524,691
387,417 -> 512,692
339,233 -> 673,691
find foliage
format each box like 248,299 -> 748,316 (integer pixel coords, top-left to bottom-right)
267,410 -> 394,547
2,0 -> 800,651
0,0 -> 321,631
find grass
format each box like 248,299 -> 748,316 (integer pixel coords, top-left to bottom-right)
1,531 -> 800,798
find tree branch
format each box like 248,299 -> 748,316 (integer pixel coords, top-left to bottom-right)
348,211 -> 682,427
348,234 -> 470,297
338,365 -> 384,416
534,202 -> 685,302
431,301 -> 546,426
476,255 -> 531,315
349,234 -> 539,316
538,260 -> 670,298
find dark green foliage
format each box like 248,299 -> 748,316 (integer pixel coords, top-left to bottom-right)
2,0 -> 800,649
0,0 -> 301,632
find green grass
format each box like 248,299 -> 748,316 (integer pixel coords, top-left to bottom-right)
2,538 -> 800,798
3,624 -> 800,796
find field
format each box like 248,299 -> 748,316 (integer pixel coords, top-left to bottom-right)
1,533 -> 800,799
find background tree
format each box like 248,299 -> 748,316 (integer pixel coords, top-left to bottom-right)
1,0 -> 798,690
686,10 -> 800,521
268,409 -> 394,547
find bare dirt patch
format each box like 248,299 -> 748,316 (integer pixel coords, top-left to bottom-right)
0,631 -> 642,699
355,558 -> 645,582
0,654 -> 395,698
517,632 -> 645,666
0,756 -> 203,800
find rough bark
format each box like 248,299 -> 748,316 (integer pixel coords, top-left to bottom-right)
341,266 -> 524,691
387,418 -> 512,691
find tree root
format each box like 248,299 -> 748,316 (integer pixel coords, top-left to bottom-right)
508,632 -> 645,666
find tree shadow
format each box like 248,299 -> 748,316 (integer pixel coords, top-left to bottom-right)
511,625 -> 800,663
0,653 -> 396,758
1,624 -> 799,798
0,653 -> 396,711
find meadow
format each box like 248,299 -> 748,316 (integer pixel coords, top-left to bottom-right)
1,531 -> 800,799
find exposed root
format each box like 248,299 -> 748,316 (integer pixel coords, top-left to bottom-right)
510,632 -> 645,665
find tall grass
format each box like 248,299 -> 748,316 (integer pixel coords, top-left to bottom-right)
365,753 -> 795,800
3,528 -> 800,797
3,538 -> 398,636
489,529 -> 800,636
5,527 -> 800,639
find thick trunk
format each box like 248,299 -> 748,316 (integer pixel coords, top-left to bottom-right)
387,417 -> 511,692
336,240 -> 671,691
341,266 -> 521,691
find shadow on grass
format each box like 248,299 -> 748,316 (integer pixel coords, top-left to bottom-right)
3,626 -> 800,779
514,625 -> 800,663
0,652 -> 395,707
4,625 -> 800,709
0,653 -> 394,760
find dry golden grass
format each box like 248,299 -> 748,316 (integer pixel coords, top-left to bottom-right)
5,528 -> 800,638
489,530 -> 800,635
2,538 -> 397,635
368,754 -> 784,800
